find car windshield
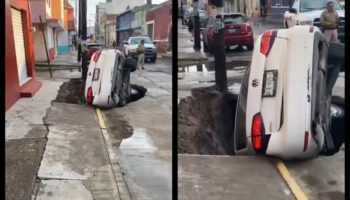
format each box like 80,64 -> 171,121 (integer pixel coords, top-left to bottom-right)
87,44 -> 102,49
300,0 -> 343,12
130,37 -> 153,45
224,15 -> 245,24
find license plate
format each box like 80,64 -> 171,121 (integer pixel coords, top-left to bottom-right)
262,70 -> 278,97
93,68 -> 100,81
228,28 -> 237,33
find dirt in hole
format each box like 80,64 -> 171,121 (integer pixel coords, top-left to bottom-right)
53,78 -> 147,105
53,78 -> 86,104
178,86 -> 238,155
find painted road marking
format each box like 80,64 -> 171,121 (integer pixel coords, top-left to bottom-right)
96,108 -> 107,129
95,108 -> 131,200
276,159 -> 308,200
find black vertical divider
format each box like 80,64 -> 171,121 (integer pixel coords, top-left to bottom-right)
172,0 -> 178,199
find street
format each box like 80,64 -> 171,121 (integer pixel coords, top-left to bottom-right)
177,17 -> 345,200
5,56 -> 172,200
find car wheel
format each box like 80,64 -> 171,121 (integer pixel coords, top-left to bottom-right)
118,72 -> 131,107
327,42 -> 344,72
247,43 -> 254,51
327,104 -> 345,155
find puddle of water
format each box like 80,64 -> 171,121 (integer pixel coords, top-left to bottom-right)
119,128 -> 172,200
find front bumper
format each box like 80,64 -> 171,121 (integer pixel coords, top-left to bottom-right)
130,52 -> 157,60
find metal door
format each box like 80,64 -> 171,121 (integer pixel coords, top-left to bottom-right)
11,8 -> 29,86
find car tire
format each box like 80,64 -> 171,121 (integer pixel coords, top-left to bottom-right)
247,43 -> 254,51
118,72 -> 131,107
327,42 -> 344,72
327,104 -> 345,155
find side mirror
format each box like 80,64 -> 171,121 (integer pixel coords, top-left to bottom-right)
153,41 -> 157,45
289,8 -> 297,14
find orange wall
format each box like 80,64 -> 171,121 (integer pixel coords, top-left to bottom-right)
51,0 -> 63,23
64,9 -> 68,30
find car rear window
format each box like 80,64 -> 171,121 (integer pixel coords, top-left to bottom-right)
224,15 -> 245,24
87,44 -> 102,49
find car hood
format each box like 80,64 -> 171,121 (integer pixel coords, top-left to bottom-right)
129,43 -> 155,50
298,10 -> 344,20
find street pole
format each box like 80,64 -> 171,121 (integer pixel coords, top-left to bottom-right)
211,0 -> 227,92
193,0 -> 201,50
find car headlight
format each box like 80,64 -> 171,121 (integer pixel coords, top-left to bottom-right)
299,20 -> 313,25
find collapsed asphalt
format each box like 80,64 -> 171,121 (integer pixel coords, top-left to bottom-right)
53,78 -> 147,106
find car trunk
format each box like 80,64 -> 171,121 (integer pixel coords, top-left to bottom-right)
223,23 -> 248,37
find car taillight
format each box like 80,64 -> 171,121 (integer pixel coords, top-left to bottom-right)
252,113 -> 262,150
92,50 -> 102,62
260,30 -> 277,56
87,87 -> 93,104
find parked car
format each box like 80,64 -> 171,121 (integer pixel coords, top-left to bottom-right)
202,13 -> 254,52
85,49 -> 137,108
283,0 -> 344,43
123,36 -> 157,62
188,9 -> 209,31
233,26 -> 344,160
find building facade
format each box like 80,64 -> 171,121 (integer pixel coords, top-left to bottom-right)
116,9 -> 134,45
146,1 -> 172,53
30,0 -> 65,61
99,14 -> 117,46
5,0 -> 42,111
131,4 -> 154,35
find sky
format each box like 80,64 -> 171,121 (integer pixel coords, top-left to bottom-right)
69,0 -> 169,27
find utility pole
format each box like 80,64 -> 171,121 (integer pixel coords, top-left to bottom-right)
78,0 -> 88,80
211,0 -> 227,92
193,0 -> 201,50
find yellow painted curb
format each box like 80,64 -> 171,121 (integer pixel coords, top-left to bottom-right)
276,159 -> 308,200
96,108 -> 107,129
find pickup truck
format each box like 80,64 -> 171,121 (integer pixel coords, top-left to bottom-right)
283,0 -> 344,43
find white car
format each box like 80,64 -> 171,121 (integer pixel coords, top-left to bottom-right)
233,26 -> 344,160
123,36 -> 157,62
84,49 -> 136,108
283,0 -> 344,42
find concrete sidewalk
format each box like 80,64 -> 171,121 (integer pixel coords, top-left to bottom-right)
178,154 -> 294,200
35,51 -> 81,70
5,72 -> 130,199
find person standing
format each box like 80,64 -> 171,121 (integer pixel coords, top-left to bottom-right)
320,1 -> 339,43
137,40 -> 145,70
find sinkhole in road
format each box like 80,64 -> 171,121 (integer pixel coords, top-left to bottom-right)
178,86 -> 238,155
53,78 -> 147,105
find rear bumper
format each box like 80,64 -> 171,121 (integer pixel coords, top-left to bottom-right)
225,34 -> 254,46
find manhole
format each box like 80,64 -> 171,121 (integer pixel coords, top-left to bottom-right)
53,78 -> 147,106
